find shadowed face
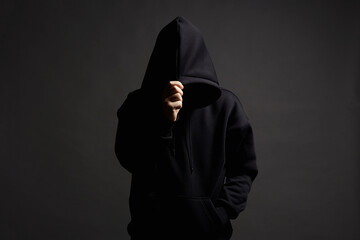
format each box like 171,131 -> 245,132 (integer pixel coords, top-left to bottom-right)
182,83 -> 221,109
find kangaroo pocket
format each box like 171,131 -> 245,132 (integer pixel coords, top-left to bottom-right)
148,195 -> 224,236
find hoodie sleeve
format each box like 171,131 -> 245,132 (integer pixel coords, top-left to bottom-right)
114,90 -> 177,174
114,90 -> 160,174
216,95 -> 258,223
114,91 -> 145,174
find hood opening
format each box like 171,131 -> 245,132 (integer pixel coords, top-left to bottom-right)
181,79 -> 221,109
141,16 -> 221,109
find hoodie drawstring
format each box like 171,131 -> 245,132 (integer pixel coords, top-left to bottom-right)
172,110 -> 193,174
186,111 -> 193,174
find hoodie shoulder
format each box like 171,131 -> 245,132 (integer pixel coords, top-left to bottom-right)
117,89 -> 145,115
219,87 -> 243,106
218,87 -> 250,121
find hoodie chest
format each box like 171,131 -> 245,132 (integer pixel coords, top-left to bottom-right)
172,107 -> 227,171
157,107 -> 227,195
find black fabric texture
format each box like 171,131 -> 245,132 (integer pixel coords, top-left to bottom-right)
115,16 -> 258,240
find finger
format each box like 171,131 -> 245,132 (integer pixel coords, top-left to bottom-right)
169,100 -> 182,110
168,93 -> 182,102
165,94 -> 182,104
163,85 -> 183,99
162,81 -> 184,99
162,82 -> 176,97
168,85 -> 183,97
169,81 -> 184,89
173,85 -> 183,96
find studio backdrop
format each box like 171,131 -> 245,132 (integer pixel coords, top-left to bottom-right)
1,1 -> 359,239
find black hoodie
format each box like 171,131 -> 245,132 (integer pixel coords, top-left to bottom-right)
115,16 -> 258,240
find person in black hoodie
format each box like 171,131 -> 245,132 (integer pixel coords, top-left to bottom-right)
115,16 -> 258,240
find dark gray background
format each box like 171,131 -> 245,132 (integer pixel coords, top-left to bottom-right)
1,1 -> 359,239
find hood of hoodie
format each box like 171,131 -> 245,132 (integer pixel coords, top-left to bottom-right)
141,16 -> 221,109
